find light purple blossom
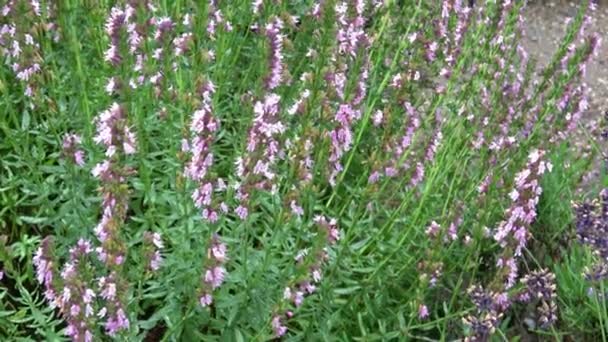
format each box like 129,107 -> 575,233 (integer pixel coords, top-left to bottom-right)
62,133 -> 86,167
153,17 -> 175,42
418,304 -> 429,319
94,103 -> 137,156
290,201 -> 304,217
372,110 -> 383,126
200,293 -> 213,307
105,308 -> 129,335
204,266 -> 226,289
493,150 -> 550,288
33,238 -> 56,302
272,315 -> 287,337
199,235 -> 228,308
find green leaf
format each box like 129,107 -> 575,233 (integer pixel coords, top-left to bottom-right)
234,329 -> 245,342
21,111 -> 30,130
333,286 -> 361,295
18,216 -> 48,225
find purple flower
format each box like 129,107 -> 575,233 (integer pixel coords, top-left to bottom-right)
493,150 -> 549,261
204,266 -> 226,289
150,251 -> 162,271
173,32 -> 193,56
186,83 -> 224,222
153,17 -> 175,42
237,93 -> 285,215
209,237 -> 227,262
372,110 -> 383,126
264,18 -> 284,90
200,293 -> 213,307
418,304 -> 429,319
94,103 -> 136,156
33,238 -> 56,301
105,308 -> 129,335
293,291 -> 304,307
290,201 -> 304,217
271,315 -> 287,337
62,133 -> 86,167
426,221 -> 441,238
235,205 -> 248,220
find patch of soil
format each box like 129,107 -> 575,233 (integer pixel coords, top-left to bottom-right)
523,1 -> 608,189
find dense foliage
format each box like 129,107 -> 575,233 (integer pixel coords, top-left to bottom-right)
0,0 -> 606,340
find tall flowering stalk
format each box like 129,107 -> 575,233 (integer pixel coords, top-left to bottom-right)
463,150 -> 554,340
104,6 -> 128,67
232,12 -> 289,219
58,240 -> 98,341
493,149 -> 551,288
33,237 -> 58,307
88,101 -> 136,336
179,2 -> 230,309
206,0 -> 232,38
36,6 -> 142,338
36,105 -> 141,341
0,0 -> 57,101
92,103 -> 136,267
264,17 -> 284,90
271,216 -> 340,337
104,3 -> 146,93
235,93 -> 285,219
35,239 -> 99,342
198,234 -> 228,307
574,189 -> 608,282
185,82 -> 225,222
327,0 -> 370,186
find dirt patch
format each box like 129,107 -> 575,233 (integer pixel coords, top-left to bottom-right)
523,1 -> 608,188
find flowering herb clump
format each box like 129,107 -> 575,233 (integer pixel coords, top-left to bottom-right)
1,0 -> 604,341
574,189 -> 608,282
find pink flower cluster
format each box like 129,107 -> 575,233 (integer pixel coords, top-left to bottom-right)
235,93 -> 285,219
34,238 -> 133,341
264,17 -> 284,90
143,232 -> 163,271
207,0 -> 232,38
58,239 -> 97,342
33,237 -> 57,306
62,133 -> 86,167
199,235 -> 228,307
104,4 -> 187,98
91,103 -> 136,268
335,0 -> 367,56
327,0 -> 370,186
0,0 -> 57,99
185,82 -> 226,222
493,149 -> 551,288
88,104 -> 137,338
93,103 -> 137,158
98,272 -> 130,335
104,6 -> 130,66
328,104 -> 361,185
369,102 -> 420,184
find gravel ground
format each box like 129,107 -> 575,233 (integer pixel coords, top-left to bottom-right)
523,2 -> 607,113
523,1 -> 607,189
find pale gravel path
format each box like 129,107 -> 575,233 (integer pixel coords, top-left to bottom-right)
523,2 -> 608,189
523,2 -> 608,114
